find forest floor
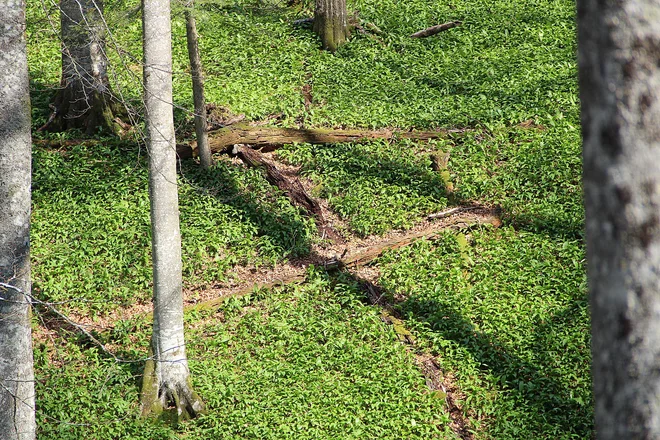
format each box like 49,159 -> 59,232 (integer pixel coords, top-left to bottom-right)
27,0 -> 590,438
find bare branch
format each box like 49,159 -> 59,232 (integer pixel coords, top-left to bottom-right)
411,21 -> 462,38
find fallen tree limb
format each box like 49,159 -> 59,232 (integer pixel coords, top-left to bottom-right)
427,206 -> 480,220
182,209 -> 500,315
185,274 -> 308,316
177,124 -> 456,158
331,209 -> 500,269
233,145 -> 342,241
411,21 -> 462,38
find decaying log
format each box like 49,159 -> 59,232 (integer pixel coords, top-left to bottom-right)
233,145 -> 341,241
176,124 -> 454,159
411,21 -> 462,38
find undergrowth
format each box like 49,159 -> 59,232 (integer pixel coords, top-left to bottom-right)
26,0 -> 589,437
35,269 -> 457,439
378,228 -> 590,438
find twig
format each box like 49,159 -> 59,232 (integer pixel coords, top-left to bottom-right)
411,21 -> 462,38
427,206 -> 476,220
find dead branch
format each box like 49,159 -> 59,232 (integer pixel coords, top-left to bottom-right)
181,208 -> 501,315
427,206 -> 480,220
411,21 -> 462,38
328,208 -> 500,269
177,124 -> 454,158
185,274 -> 308,316
233,145 -> 342,241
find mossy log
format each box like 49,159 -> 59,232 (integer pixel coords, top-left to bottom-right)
176,124 -> 452,158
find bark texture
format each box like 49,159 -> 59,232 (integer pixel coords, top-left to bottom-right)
233,145 -> 341,240
313,0 -> 348,52
176,125 -> 448,158
410,21 -> 462,39
141,0 -> 204,421
185,2 -> 212,169
49,0 -> 122,135
0,0 -> 36,437
578,0 -> 660,437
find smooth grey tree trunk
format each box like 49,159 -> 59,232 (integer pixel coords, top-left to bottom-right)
0,0 -> 36,437
313,0 -> 348,52
140,0 -> 204,421
578,0 -> 660,437
184,1 -> 212,169
50,0 -> 121,134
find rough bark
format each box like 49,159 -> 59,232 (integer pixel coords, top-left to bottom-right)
182,208 -> 500,316
184,1 -> 212,169
233,145 -> 341,240
176,125 -> 451,158
313,0 -> 348,52
140,0 -> 204,421
0,0 -> 36,437
45,0 -> 123,135
578,0 -> 660,437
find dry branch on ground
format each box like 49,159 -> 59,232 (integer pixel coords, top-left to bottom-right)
184,208 -> 500,315
233,145 -> 342,241
177,125 -> 456,158
411,21 -> 462,38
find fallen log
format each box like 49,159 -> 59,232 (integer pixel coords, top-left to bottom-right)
185,273 -> 308,316
411,21 -> 462,38
176,124 -> 456,158
330,208 -> 500,269
233,145 -> 342,241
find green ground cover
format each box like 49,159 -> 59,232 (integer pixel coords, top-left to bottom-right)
35,271 -> 457,439
26,0 -> 589,438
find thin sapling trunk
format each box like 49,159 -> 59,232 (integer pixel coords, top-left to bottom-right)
184,1 -> 212,169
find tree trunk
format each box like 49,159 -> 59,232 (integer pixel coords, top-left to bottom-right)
140,0 -> 204,421
578,0 -> 660,437
313,0 -> 348,52
0,0 -> 36,437
48,0 -> 123,135
184,1 -> 212,169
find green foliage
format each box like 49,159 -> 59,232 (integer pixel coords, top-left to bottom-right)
35,270 -> 457,439
26,0 -> 589,437
33,337 -> 175,439
278,139 -> 449,235
31,143 -> 315,314
377,229 -> 591,438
